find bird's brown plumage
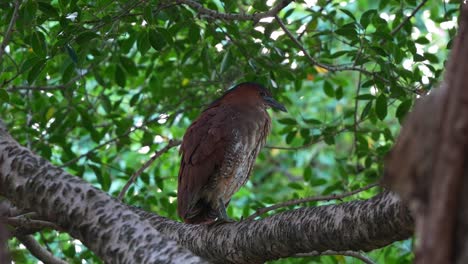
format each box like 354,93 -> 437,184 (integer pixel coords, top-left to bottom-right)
177,82 -> 286,224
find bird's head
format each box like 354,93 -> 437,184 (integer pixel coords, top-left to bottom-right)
218,82 -> 287,112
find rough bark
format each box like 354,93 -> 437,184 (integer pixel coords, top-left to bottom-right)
0,122 -> 414,263
0,127 -> 206,264
384,3 -> 468,264
135,191 -> 413,263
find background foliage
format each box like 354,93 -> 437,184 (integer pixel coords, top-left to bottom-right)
0,0 -> 458,263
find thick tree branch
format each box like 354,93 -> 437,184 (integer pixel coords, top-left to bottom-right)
135,190 -> 413,264
0,127 -> 206,264
16,235 -> 68,264
176,0 -> 293,21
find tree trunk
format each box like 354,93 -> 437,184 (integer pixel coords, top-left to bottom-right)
384,3 -> 468,264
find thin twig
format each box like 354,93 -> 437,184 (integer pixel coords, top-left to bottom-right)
295,250 -> 376,264
0,0 -> 21,66
246,182 -> 379,220
16,235 -> 68,264
297,0 -> 332,40
274,15 -> 386,82
117,139 -> 181,200
353,68 -> 363,153
1,216 -> 63,232
176,0 -> 292,21
390,0 -> 428,37
377,0 -> 428,46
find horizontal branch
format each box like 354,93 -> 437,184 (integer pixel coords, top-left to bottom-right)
176,0 -> 292,21
247,182 -> 379,220
135,190 -> 413,263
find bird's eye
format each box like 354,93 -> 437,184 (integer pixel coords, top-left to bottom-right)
259,91 -> 266,97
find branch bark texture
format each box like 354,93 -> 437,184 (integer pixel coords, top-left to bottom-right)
135,191 -> 413,263
0,129 -> 206,264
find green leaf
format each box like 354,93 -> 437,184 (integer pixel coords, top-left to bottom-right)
323,81 -> 335,97
286,130 -> 296,144
335,23 -> 357,40
424,52 -> 439,63
27,59 -> 47,84
31,31 -> 47,57
335,86 -> 343,100
375,94 -> 387,120
148,29 -> 166,51
75,31 -> 99,46
360,9 -> 376,29
360,100 -> 373,120
38,2 -> 59,18
303,118 -> 322,125
66,44 -> 78,64
355,94 -> 375,100
120,56 -> 138,75
278,118 -> 297,125
415,37 -> 430,44
188,23 -> 200,43
303,167 -> 312,182
115,65 -> 126,87
220,49 -> 233,73
340,8 -> 356,21
288,182 -> 303,190
0,89 -> 9,103
396,99 -> 412,123
137,31 -> 150,55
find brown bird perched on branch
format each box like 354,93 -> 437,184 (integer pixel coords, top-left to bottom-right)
177,82 -> 287,224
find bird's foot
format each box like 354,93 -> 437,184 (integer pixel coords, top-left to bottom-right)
207,217 -> 236,227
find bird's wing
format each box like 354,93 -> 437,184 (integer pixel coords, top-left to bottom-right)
177,106 -> 234,220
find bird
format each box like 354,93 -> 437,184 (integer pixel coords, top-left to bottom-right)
177,82 -> 287,224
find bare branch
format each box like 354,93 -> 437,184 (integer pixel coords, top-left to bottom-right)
1,215 -> 63,232
118,139 -> 181,200
16,235 -> 68,264
295,250 -> 376,264
176,0 -> 292,21
0,0 -> 21,66
247,182 -> 379,220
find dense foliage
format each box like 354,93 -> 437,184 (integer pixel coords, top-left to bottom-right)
0,0 -> 458,263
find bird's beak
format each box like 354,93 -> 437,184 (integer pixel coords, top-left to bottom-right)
263,96 -> 287,112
